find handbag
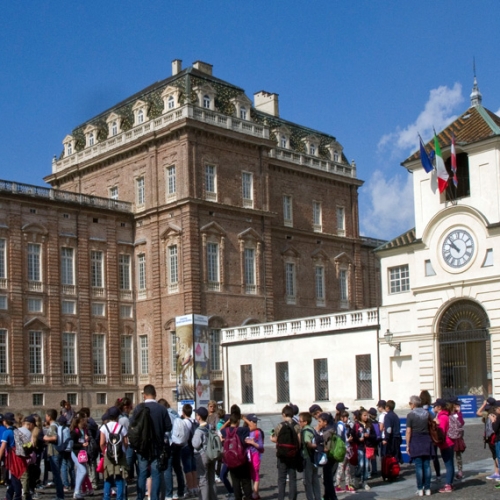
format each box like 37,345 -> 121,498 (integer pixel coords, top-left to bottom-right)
365,446 -> 375,460
77,449 -> 88,463
96,456 -> 104,473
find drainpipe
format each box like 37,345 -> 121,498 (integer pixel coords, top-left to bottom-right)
376,307 -> 382,401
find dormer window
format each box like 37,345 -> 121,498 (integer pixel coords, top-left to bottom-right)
194,84 -> 216,111
161,86 -> 181,113
132,100 -> 149,126
333,151 -> 339,162
168,96 -> 175,109
106,113 -> 122,137
89,133 -> 95,146
66,142 -> 72,155
137,110 -> 144,124
303,135 -> 320,157
111,121 -> 118,136
240,107 -> 247,120
281,136 -> 287,148
63,135 -> 75,157
203,95 -> 211,109
309,144 -> 316,156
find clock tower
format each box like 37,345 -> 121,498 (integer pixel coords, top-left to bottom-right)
376,78 -> 500,403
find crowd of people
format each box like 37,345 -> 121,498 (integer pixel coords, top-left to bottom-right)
0,385 -> 497,500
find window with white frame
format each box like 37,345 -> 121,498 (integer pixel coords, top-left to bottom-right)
67,142 -> 73,155
283,195 -> 293,227
313,202 -> 322,232
137,254 -> 146,295
0,329 -> 7,374
166,165 -> 176,200
168,96 -> 175,109
62,333 -> 76,375
315,265 -> 325,304
137,109 -> 144,124
203,95 -> 211,109
136,176 -> 145,206
28,298 -> 43,313
314,358 -> 329,401
205,165 -> 217,200
110,186 -> 119,200
139,335 -> 149,375
62,300 -> 76,315
32,394 -> 44,406
28,243 -> 41,282
210,329 -> 221,371
280,135 -> 287,148
61,248 -> 74,286
96,393 -> 107,405
67,393 -> 77,406
121,336 -> 133,375
119,254 -> 131,291
309,144 -> 316,156
389,265 -> 410,294
168,245 -> 179,292
285,262 -> 296,303
0,296 -> 7,310
242,172 -> 253,207
120,305 -> 133,319
240,106 -> 247,120
337,207 -> 345,236
91,251 -> 104,288
207,243 -> 220,290
333,151 -> 339,162
92,334 -> 106,375
0,239 -> 6,280
91,303 -> 105,316
29,331 -> 43,374
111,121 -> 118,136
89,133 -> 95,147
244,248 -> 256,294
339,269 -> 348,303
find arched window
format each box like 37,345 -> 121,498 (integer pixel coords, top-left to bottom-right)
281,135 -> 287,148
137,109 -> 144,124
240,106 -> 247,120
310,144 -> 316,156
203,95 -> 211,109
333,151 -> 339,162
67,143 -> 72,155
89,133 -> 94,146
168,96 -> 175,109
111,121 -> 118,136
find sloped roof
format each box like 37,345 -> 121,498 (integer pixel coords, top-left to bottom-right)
403,105 -> 500,165
375,228 -> 418,252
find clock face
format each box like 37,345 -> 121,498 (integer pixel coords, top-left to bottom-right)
442,229 -> 475,268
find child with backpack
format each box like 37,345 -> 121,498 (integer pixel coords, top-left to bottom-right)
356,410 -> 372,491
448,398 -> 465,480
315,413 -> 337,500
299,412 -> 321,500
99,406 -> 128,500
367,408 -> 381,478
335,411 -> 354,494
243,414 -> 264,500
69,415 -> 90,499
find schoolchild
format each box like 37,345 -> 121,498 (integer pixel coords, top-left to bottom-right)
243,414 -> 263,500
315,413 -> 337,500
299,412 -> 321,500
447,398 -> 465,480
356,410 -> 371,491
433,398 -> 454,493
366,408 -> 380,477
420,390 -> 441,482
335,411 -> 354,494
478,398 -> 499,480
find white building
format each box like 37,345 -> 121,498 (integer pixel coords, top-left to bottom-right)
221,79 -> 500,413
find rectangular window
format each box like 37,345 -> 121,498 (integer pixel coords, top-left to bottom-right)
110,186 -> 118,200
139,335 -> 149,375
170,332 -> 177,373
337,207 -> 345,236
121,336 -> 133,375
67,393 -> 77,406
28,243 -> 41,282
313,201 -> 322,231
120,305 -> 133,319
91,303 -> 105,316
276,361 -> 290,403
168,245 -> 179,291
210,329 -> 221,371
125,392 -> 134,403
244,248 -> 256,294
29,331 -> 43,374
136,176 -> 145,206
91,251 -> 104,288
339,269 -> 348,303
205,165 -> 217,200
241,364 -> 254,404
314,358 -> 329,401
119,255 -> 131,291
32,394 -> 44,406
315,266 -> 325,303
283,195 -> 293,226
138,254 -> 146,293
27,298 -> 43,313
242,172 -> 253,207
92,334 -> 106,375
0,239 -> 6,279
389,265 -> 410,294
0,329 -> 7,374
62,333 -> 76,375
207,243 -> 220,290
0,394 -> 8,406
61,248 -> 74,286
96,393 -> 107,405
285,262 -> 295,301
62,300 -> 76,315
356,354 -> 372,399
0,296 -> 6,310
166,166 -> 176,199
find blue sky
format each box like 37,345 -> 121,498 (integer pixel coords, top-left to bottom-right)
1,1 -> 500,240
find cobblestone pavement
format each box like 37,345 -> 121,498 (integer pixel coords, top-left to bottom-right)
3,419 -> 497,500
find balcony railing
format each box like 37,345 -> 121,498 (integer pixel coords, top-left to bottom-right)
28,281 -> 43,292
92,287 -> 105,298
62,285 -> 76,295
63,374 -> 78,385
29,374 -> 45,384
121,374 -> 136,385
93,375 -> 107,384
210,370 -> 223,381
0,278 -> 7,289
120,290 -> 133,301
0,374 -> 10,385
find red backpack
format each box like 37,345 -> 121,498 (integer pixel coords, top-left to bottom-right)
222,427 -> 247,469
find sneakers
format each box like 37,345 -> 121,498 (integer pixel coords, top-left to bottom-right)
487,473 -> 500,480
363,483 -> 371,491
73,494 -> 85,500
455,471 -> 463,480
416,491 -> 423,497
64,487 -> 72,493
425,490 -> 431,496
344,485 -> 356,494
215,476 -> 221,483
438,484 -> 453,493
335,487 -> 344,493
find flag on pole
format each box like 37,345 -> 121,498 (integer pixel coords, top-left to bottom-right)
419,135 -> 434,173
434,133 -> 449,193
451,134 -> 458,188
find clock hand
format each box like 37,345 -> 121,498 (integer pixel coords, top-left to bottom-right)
450,241 -> 460,252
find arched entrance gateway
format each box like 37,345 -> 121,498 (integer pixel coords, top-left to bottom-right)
439,300 -> 490,399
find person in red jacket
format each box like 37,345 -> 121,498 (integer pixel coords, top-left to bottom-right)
432,399 -> 455,493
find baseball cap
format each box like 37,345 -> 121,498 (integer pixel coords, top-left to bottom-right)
487,397 -> 497,405
368,407 -> 377,417
246,413 -> 260,423
448,398 -> 462,405
432,398 -> 447,407
101,406 -> 120,421
377,400 -> 387,408
309,404 -> 322,414
3,412 -> 14,422
289,403 -> 299,415
318,412 -> 330,422
24,416 -> 36,425
196,407 -> 209,419
336,402 -> 349,412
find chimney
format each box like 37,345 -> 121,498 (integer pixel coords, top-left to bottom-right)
172,59 -> 182,76
192,61 -> 213,76
254,91 -> 279,117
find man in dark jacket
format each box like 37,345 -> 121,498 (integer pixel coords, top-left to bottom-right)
131,385 -> 172,500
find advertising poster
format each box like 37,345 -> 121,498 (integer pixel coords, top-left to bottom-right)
193,314 -> 210,407
175,315 -> 195,401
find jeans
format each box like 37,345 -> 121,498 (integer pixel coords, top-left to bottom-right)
323,460 -> 337,500
70,452 -> 88,494
163,445 -> 185,498
413,456 -> 431,490
6,474 -> 22,500
303,456 -> 321,500
126,446 -> 138,479
441,446 -> 455,486
194,453 -> 217,500
137,455 -> 164,500
61,453 -> 75,489
103,476 -> 125,500
356,449 -> 369,482
49,454 -> 65,499
277,460 -> 297,500
220,464 -> 234,494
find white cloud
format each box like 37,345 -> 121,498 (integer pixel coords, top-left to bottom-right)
495,108 -> 500,117
360,170 -> 414,240
378,83 -> 464,157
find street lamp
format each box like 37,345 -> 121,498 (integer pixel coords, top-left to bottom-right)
384,329 -> 401,352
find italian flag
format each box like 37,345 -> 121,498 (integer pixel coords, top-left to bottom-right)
434,134 -> 449,193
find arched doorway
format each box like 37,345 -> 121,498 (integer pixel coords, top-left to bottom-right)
439,300 -> 490,398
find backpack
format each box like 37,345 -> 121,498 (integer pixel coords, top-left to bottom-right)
429,418 -> 446,446
13,428 -> 31,457
55,424 -> 72,453
201,427 -> 223,462
106,423 -> 124,464
349,422 -> 360,444
222,426 -> 247,468
326,434 -> 347,463
301,427 -> 317,461
447,414 -> 464,440
276,421 -> 300,460
372,421 -> 382,441
128,404 -> 154,459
